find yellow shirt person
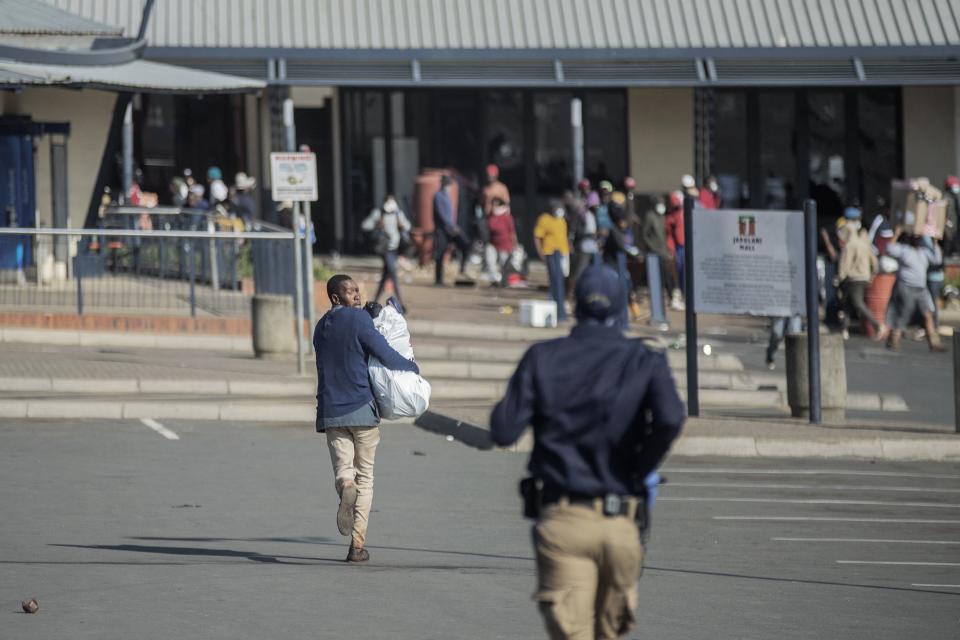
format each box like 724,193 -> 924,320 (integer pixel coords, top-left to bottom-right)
534,210 -> 570,257
534,203 -> 570,322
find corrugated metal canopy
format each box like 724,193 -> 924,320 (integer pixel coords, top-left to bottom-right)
0,58 -> 265,92
41,0 -> 960,49
34,0 -> 960,86
0,0 -> 120,36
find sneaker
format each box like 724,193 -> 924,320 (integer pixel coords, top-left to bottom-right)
337,483 -> 358,536
766,359 -> 776,371
841,329 -> 850,340
346,545 -> 370,563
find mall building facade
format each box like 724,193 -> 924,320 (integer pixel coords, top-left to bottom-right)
45,0 -> 960,252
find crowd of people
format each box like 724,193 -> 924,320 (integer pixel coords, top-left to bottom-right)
361,164 -> 728,330
816,198 -> 949,354
166,166 -> 260,232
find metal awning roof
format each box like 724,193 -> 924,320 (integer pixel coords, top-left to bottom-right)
0,57 -> 265,92
0,0 -> 120,36
36,0 -> 960,87
39,0 -> 960,50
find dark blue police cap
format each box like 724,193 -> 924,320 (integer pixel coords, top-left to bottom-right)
574,265 -> 624,322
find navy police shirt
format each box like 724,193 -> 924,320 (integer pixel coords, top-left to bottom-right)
490,323 -> 684,497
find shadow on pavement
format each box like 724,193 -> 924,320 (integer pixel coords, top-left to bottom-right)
126,536 -> 532,563
646,565 -> 960,598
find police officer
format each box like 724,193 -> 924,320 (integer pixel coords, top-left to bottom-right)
490,265 -> 685,640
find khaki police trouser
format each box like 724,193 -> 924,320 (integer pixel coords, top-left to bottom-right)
533,499 -> 643,640
326,426 -> 380,548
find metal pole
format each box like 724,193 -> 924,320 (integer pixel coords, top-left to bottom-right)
571,98 -> 584,188
804,199 -> 822,424
283,96 -> 307,375
188,240 -> 197,318
303,201 -> 317,341
76,265 -> 83,315
122,102 -> 133,202
953,331 -> 960,434
683,196 -> 699,417
291,203 -> 306,376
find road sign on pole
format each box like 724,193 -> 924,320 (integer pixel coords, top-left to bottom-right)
270,152 -> 318,203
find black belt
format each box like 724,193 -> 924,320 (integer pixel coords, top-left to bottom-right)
542,490 -> 636,517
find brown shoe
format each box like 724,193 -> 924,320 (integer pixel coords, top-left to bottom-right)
886,330 -> 902,351
337,483 -> 358,536
346,545 -> 370,563
928,335 -> 948,352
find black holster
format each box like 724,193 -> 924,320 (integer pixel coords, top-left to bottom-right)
519,477 -> 544,520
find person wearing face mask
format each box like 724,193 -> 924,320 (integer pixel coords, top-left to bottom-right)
698,175 -> 722,210
534,200 -> 571,323
572,192 -> 601,283
362,194 -> 412,311
944,176 -> 960,257
638,196 -> 671,329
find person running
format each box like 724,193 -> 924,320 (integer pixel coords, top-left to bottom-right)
885,229 -> 946,352
485,197 -> 517,285
362,194 -> 412,311
838,226 -> 885,340
314,275 -> 420,562
490,265 -> 684,640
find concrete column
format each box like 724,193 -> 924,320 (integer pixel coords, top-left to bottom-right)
252,294 -> 296,358
628,88 -> 694,193
785,333 -> 847,422
331,88 -> 344,255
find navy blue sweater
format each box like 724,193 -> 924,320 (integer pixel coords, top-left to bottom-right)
314,306 -> 420,422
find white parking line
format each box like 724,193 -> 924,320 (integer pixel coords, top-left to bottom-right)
661,497 -> 960,509
669,482 -> 960,494
663,468 -> 960,480
714,516 -> 960,524
140,418 -> 179,441
773,537 -> 960,545
838,560 -> 960,567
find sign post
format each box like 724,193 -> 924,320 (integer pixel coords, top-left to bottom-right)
270,151 -> 318,376
804,200 -> 822,424
683,196 -> 699,417
689,205 -> 809,419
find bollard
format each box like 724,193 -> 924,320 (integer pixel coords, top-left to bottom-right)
252,294 -> 297,359
785,332 -> 846,422
954,332 -> 960,434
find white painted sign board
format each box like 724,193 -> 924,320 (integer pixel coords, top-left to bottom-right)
270,152 -> 318,202
692,209 -> 805,316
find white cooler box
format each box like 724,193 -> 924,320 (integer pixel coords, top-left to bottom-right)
520,299 -> 558,328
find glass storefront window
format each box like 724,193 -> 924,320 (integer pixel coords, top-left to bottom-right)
807,91 -> 847,222
758,91 -> 797,209
585,92 -> 627,187
712,91 -> 749,207
704,88 -> 900,219
858,89 -> 899,221
533,92 -> 572,197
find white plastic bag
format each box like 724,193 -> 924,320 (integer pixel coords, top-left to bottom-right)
368,306 -> 431,419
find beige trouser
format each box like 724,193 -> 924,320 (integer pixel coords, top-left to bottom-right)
533,500 -> 643,640
326,426 -> 381,548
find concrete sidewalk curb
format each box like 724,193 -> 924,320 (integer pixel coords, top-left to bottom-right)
1,401 -> 953,460
0,399 -> 318,422
0,377 -> 906,411
0,328 -> 252,351
0,376 -> 316,396
411,412 -> 960,461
